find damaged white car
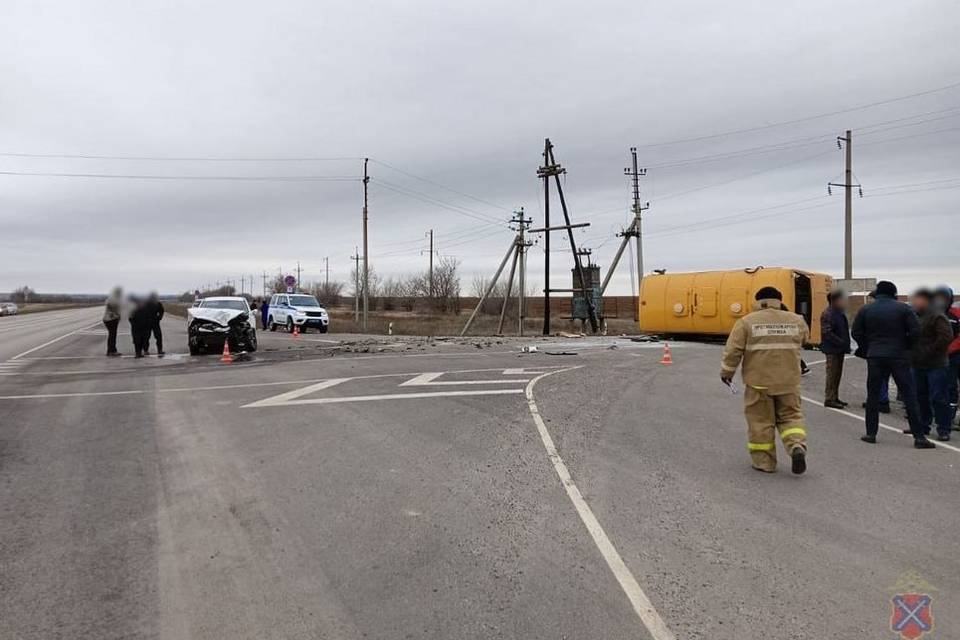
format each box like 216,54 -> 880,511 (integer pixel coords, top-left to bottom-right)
187,296 -> 258,356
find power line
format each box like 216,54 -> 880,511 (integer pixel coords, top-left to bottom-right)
634,79 -> 960,149
0,151 -> 364,162
372,178 -> 507,225
0,170 -> 361,182
369,159 -> 511,213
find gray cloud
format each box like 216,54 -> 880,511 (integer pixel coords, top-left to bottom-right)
1,0 -> 959,295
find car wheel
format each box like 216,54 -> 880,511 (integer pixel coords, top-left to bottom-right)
268,316 -> 277,332
319,325 -> 328,334
287,318 -> 294,333
247,332 -> 258,352
189,344 -> 200,356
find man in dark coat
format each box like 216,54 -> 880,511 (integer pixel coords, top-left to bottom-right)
144,292 -> 165,357
911,289 -> 953,441
128,296 -> 150,358
820,290 -> 851,409
851,280 -> 934,448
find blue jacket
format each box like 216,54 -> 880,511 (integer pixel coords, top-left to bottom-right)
851,295 -> 920,360
819,305 -> 851,355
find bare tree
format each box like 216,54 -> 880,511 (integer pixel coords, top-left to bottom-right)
310,280 -> 345,306
11,285 -> 35,303
431,256 -> 461,313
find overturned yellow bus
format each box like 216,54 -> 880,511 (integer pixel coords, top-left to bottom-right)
638,267 -> 833,345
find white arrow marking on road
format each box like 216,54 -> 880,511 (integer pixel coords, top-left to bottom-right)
243,388 -> 523,408
399,372 -> 531,386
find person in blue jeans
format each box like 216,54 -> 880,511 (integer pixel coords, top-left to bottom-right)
851,280 -> 934,448
911,289 -> 954,441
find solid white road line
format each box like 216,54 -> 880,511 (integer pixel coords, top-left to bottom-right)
801,395 -> 960,454
524,367 -> 676,640
10,321 -> 102,360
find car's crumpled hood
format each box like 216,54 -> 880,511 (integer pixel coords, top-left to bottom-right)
188,307 -> 248,326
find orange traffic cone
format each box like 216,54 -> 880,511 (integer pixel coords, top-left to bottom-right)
292,324 -> 300,339
220,339 -> 234,364
659,342 -> 673,365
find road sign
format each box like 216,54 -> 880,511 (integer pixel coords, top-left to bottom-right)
834,277 -> 877,294
284,275 -> 296,287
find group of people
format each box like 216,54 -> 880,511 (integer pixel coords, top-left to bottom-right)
102,287 -> 166,358
721,280 -> 960,475
821,282 -> 959,444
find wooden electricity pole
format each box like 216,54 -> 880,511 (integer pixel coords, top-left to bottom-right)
829,131 -> 861,280
362,157 -> 370,330
601,147 -> 648,303
537,139 -> 598,334
350,248 -> 362,322
428,229 -> 434,299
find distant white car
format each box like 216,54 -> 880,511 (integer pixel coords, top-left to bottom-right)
0,302 -> 19,316
267,293 -> 329,333
186,296 -> 257,355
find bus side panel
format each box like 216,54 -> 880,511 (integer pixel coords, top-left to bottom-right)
807,273 -> 833,345
719,270 -> 751,333
639,275 -> 668,333
691,271 -> 724,334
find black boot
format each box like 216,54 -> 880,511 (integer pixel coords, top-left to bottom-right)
914,438 -> 936,449
791,448 -> 807,475
860,435 -> 877,444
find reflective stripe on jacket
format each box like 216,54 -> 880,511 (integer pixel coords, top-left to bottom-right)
721,298 -> 810,395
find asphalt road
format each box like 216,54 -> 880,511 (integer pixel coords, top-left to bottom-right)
1,309 -> 958,639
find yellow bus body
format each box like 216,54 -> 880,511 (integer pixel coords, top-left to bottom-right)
638,267 -> 833,345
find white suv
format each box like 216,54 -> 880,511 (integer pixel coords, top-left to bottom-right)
267,293 -> 330,333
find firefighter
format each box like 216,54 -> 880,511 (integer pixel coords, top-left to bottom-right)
721,286 -> 809,474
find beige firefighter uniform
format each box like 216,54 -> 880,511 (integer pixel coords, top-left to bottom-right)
721,298 -> 810,472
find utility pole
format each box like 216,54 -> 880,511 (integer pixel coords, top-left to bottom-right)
829,131 -> 861,280
536,139 -> 598,333
261,271 -> 268,297
601,148 -> 649,309
428,229 -> 434,299
296,261 -> 302,290
512,209 -> 531,336
541,141 -> 551,335
362,158 -> 370,330
324,257 -> 329,287
627,147 -> 645,288
350,247 -> 362,322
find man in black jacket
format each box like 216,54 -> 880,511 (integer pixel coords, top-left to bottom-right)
144,292 -> 165,357
911,289 -> 953,441
820,290 -> 851,409
851,280 -> 934,448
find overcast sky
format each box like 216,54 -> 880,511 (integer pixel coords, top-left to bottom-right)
1,0 -> 958,296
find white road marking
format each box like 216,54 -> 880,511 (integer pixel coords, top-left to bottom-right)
0,390 -> 145,400
241,378 -> 351,407
801,395 -> 960,454
0,367 -> 564,401
244,388 -> 523,408
10,321 -> 102,360
399,372 -> 531,386
524,367 -> 676,640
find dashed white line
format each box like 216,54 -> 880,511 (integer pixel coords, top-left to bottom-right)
524,367 -> 676,640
